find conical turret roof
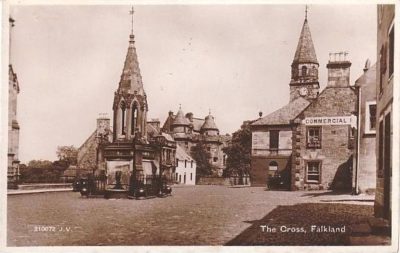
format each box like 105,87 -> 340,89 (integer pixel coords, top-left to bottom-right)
292,18 -> 318,65
201,114 -> 218,130
118,34 -> 145,95
172,108 -> 190,126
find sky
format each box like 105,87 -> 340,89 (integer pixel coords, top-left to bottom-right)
8,4 -> 377,163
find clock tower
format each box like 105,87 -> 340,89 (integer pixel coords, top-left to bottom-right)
289,10 -> 320,102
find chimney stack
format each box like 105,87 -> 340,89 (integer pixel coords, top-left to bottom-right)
326,51 -> 352,87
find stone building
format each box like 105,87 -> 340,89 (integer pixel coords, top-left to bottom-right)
291,57 -> 357,191
374,4 -> 394,220
175,144 -> 197,185
250,13 -> 317,188
354,60 -> 377,193
162,108 -> 231,176
250,11 -> 358,191
8,17 -> 20,189
75,114 -> 112,176
72,13 -> 178,197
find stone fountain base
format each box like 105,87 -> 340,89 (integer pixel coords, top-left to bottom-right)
104,189 -> 129,199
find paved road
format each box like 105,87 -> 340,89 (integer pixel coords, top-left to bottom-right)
7,186 -> 374,246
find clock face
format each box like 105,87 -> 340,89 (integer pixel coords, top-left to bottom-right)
299,87 -> 308,96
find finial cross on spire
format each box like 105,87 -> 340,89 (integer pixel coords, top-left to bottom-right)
305,5 -> 308,20
129,6 -> 134,35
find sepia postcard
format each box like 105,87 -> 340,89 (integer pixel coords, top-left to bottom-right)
1,1 -> 398,253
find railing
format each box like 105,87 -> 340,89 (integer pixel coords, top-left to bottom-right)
230,174 -> 251,186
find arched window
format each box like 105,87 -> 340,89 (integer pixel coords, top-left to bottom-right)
131,103 -> 137,135
301,66 -> 307,76
120,101 -> 126,135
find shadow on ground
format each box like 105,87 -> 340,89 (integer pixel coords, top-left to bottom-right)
225,203 -> 373,246
319,199 -> 374,203
300,190 -> 352,197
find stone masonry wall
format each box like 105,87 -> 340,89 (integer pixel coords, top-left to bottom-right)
293,87 -> 357,190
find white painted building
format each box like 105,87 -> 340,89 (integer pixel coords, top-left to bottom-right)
175,145 -> 196,185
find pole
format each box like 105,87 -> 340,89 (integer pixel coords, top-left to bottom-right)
354,86 -> 361,195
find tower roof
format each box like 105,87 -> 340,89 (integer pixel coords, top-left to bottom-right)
201,114 -> 218,130
118,34 -> 145,95
172,108 -> 190,126
292,18 -> 318,65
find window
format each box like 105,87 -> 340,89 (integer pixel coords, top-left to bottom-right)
185,160 -> 187,168
301,66 -> 307,76
365,101 -> 377,134
131,104 -> 137,135
306,161 -> 321,183
307,127 -> 321,148
269,130 -> 279,150
190,173 -> 192,181
213,157 -> 218,162
191,161 -> 193,168
389,25 -> 394,78
176,159 -> 179,166
207,147 -> 211,151
379,44 -> 387,93
120,101 -> 126,135
378,120 -> 384,172
175,172 -> 178,181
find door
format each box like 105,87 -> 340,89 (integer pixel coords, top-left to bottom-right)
383,113 -> 391,219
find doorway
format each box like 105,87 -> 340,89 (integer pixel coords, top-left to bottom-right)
383,113 -> 391,219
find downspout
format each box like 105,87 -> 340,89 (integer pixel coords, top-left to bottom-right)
354,86 -> 361,195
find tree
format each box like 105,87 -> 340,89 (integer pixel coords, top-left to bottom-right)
192,142 -> 212,177
20,160 -> 58,183
222,123 -> 252,176
56,145 -> 78,165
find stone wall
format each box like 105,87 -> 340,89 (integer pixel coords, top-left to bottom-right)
197,176 -> 230,186
293,87 -> 357,190
374,4 -> 394,220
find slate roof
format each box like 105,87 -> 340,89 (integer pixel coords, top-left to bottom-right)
161,132 -> 175,142
118,34 -> 145,95
251,97 -> 310,126
191,118 -> 205,132
147,123 -> 159,137
292,19 -> 318,65
176,144 -> 194,161
201,114 -> 219,130
172,109 -> 190,126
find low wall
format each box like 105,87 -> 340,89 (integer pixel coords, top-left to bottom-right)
17,183 -> 73,190
197,177 -> 230,186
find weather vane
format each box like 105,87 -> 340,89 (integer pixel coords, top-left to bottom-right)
129,6 -> 134,35
305,5 -> 308,20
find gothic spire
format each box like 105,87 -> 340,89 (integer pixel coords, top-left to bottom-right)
118,7 -> 144,95
292,9 -> 318,66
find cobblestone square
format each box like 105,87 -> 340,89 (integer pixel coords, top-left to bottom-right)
7,186 -> 374,246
